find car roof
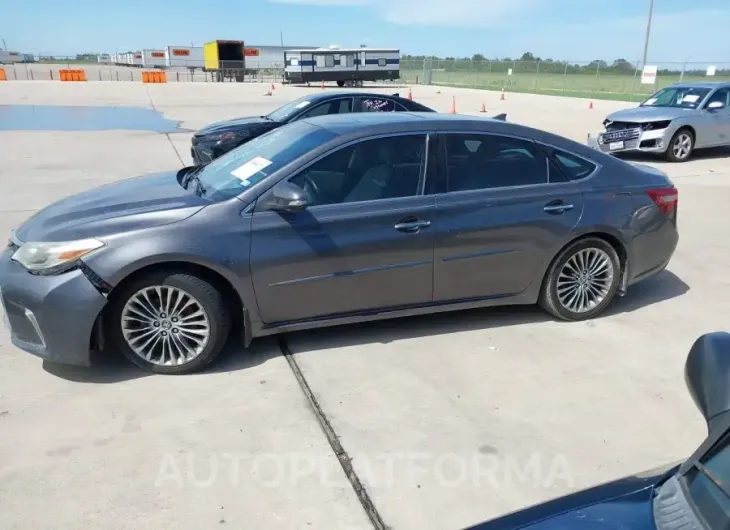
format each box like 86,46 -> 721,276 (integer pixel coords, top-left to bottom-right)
668,81 -> 730,89
301,91 -> 407,103
299,112 -> 602,160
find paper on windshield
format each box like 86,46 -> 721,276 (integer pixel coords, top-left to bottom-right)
644,97 -> 657,105
682,94 -> 700,103
295,101 -> 311,109
231,157 -> 273,184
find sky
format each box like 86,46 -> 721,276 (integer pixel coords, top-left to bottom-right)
1,0 -> 729,64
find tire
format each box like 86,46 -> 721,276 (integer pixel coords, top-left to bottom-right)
337,80 -> 345,87
665,128 -> 695,162
106,271 -> 231,374
539,237 -> 621,321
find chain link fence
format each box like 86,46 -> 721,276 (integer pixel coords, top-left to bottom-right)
401,59 -> 730,102
0,57 -> 285,83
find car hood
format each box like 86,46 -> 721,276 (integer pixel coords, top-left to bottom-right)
469,462 -> 680,530
14,170 -> 209,242
195,116 -> 279,136
606,106 -> 695,123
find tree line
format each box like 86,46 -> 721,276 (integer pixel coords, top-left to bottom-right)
401,52 -> 729,76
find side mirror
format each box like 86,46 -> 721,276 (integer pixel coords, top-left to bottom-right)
707,101 -> 725,111
685,332 -> 730,433
263,182 -> 308,213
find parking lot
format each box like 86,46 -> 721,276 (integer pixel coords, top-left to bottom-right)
1,80 -> 728,529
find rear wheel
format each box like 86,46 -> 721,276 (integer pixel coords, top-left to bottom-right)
106,271 -> 231,374
337,80 -> 345,87
539,238 -> 621,321
665,128 -> 694,162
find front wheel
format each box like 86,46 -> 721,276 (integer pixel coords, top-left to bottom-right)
539,238 -> 621,321
337,80 -> 345,87
665,128 -> 694,162
106,271 -> 231,374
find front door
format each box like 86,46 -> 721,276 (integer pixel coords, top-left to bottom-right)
703,88 -> 730,146
250,133 -> 435,324
432,133 -> 585,302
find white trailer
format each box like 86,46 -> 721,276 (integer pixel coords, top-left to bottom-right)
284,47 -> 400,86
131,51 -> 143,67
164,46 -> 204,69
142,49 -> 166,68
0,51 -> 25,64
97,54 -> 111,64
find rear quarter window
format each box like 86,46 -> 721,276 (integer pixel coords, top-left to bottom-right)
551,149 -> 597,181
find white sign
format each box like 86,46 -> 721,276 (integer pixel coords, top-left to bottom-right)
231,157 -> 273,184
682,94 -> 700,103
707,65 -> 717,76
507,68 -> 513,76
641,65 -> 658,85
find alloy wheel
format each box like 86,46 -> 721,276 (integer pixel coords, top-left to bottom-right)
120,285 -> 211,366
672,132 -> 693,160
556,248 -> 615,314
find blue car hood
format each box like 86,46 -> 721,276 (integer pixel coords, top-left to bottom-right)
14,170 -> 209,242
469,462 -> 680,530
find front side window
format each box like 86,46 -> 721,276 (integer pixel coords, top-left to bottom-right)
642,86 -> 712,109
194,122 -> 335,201
288,135 -> 426,206
444,133 -> 548,192
298,98 -> 353,119
360,97 -> 396,112
684,434 -> 730,529
706,88 -> 730,108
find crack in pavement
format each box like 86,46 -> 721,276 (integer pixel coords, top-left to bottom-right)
143,86 -> 185,167
277,337 -> 389,530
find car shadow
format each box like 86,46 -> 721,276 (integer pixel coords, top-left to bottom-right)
43,270 -> 688,382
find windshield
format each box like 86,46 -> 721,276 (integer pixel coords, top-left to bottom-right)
194,122 -> 336,201
641,86 -> 711,109
266,96 -> 315,122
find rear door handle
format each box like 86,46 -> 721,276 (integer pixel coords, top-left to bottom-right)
543,202 -> 574,214
395,220 -> 431,233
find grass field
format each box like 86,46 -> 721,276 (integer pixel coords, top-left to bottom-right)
400,67 -> 730,102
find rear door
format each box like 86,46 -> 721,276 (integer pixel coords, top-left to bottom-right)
432,132 -> 585,302
250,133 -> 436,324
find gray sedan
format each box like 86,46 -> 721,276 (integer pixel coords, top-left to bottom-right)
591,81 -> 730,162
0,112 -> 679,374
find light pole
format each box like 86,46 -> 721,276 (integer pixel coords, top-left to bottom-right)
641,0 -> 654,68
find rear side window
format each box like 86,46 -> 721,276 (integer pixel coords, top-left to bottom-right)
299,98 -> 353,118
551,149 -> 597,181
444,133 -> 548,192
360,97 -> 396,112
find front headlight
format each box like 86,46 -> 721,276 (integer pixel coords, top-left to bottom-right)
11,238 -> 105,274
642,120 -> 672,131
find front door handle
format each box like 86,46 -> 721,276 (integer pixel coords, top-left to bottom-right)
394,220 -> 431,233
543,201 -> 574,214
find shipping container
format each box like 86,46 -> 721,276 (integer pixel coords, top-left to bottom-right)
164,46 -> 204,69
142,49 -> 166,68
204,40 -> 245,82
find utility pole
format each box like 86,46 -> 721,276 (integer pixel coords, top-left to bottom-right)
1,38 -> 6,51
280,30 -> 284,48
641,0 -> 654,68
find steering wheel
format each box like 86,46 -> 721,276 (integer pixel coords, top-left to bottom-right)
303,175 -> 322,205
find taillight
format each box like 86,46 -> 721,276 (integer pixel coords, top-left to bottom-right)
647,188 -> 678,214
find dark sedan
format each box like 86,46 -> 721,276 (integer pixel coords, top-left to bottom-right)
1,113 -> 678,374
190,91 -> 436,165
473,332 -> 730,530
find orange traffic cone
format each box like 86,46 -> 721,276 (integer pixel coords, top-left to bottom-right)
271,83 -> 276,91
479,102 -> 486,113
449,96 -> 456,114
589,101 -> 594,109
408,88 -> 413,101
500,89 -> 505,101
